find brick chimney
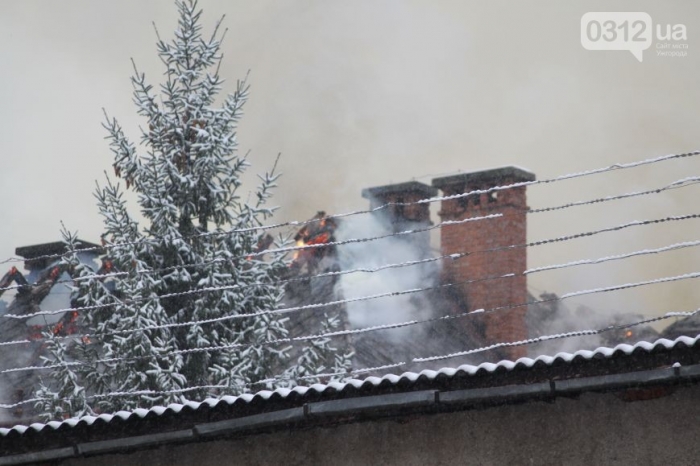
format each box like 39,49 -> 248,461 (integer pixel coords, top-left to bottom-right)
432,167 -> 535,360
362,181 -> 437,255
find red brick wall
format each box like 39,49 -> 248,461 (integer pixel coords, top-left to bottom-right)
438,180 -> 529,360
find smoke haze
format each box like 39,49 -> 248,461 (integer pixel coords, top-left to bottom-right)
1,0 -> 700,335
334,212 -> 438,338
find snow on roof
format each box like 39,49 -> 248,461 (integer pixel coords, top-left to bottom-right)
2,333 -> 698,438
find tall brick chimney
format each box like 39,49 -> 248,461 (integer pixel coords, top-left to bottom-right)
432,167 -> 535,360
362,181 -> 437,254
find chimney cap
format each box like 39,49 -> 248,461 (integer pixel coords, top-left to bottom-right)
361,181 -> 437,200
432,166 -> 536,190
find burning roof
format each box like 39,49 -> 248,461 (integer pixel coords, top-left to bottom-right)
289,211 -> 339,276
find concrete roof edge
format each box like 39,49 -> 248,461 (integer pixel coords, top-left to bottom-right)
15,240 -> 104,259
361,181 -> 438,199
432,166 -> 536,190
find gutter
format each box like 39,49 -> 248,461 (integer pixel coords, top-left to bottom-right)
2,363 -> 700,465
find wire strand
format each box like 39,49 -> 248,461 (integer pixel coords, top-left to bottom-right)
0,213 -> 503,293
3,269 -> 699,378
4,305 -> 698,409
6,211 -> 699,323
5,234 -> 699,349
413,308 -> 700,363
2,172 -> 698,295
2,149 -> 697,268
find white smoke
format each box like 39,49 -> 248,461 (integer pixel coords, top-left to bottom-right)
333,212 -> 438,340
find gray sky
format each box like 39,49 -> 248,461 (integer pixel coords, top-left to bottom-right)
1,0 -> 700,328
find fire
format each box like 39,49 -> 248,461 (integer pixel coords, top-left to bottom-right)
292,239 -> 305,261
308,232 -> 331,245
289,212 -> 338,273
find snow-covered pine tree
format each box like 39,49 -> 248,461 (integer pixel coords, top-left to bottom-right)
282,310 -> 354,386
36,0 -> 347,419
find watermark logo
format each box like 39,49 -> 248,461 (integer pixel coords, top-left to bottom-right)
581,12 -> 687,62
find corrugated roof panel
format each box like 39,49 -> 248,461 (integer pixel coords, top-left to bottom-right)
1,334 -> 698,438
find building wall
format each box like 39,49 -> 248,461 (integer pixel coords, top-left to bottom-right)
65,383 -> 700,466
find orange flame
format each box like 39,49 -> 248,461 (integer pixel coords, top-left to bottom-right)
307,232 -> 331,245
292,239 -> 305,261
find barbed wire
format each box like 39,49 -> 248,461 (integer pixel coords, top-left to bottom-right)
2,268 -> 699,379
1,149 -> 697,269
2,172 -> 698,297
1,151 -> 700,413
4,233 -> 699,351
528,175 -> 700,214
524,239 -> 700,274
0,361 -> 407,410
0,212 -> 502,294
413,308 -> 700,363
2,303 -> 698,410
5,211 -> 699,323
5,214 -> 700,409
